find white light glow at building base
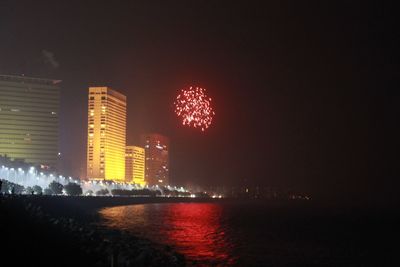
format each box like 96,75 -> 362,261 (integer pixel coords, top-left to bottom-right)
0,165 -> 187,195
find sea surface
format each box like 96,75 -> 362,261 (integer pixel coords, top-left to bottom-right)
98,201 -> 396,266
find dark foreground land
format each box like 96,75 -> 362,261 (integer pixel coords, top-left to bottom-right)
1,195 -> 400,266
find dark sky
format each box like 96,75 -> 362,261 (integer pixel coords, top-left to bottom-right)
0,1 -> 398,201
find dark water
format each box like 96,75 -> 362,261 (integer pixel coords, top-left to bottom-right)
98,201 -> 397,266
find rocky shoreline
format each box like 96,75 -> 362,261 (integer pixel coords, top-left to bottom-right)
0,195 -> 187,266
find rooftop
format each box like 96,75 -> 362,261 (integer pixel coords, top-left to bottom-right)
0,74 -> 61,86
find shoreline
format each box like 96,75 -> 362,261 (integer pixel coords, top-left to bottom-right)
1,195 -> 223,266
2,195 -> 399,266
11,195 -> 227,219
0,195 -> 312,266
3,195 -> 394,266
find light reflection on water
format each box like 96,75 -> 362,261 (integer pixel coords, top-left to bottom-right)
98,203 -> 236,265
98,202 -> 381,266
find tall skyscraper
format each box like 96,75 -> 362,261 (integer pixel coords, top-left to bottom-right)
87,87 -> 126,181
140,133 -> 169,186
0,75 -> 60,169
125,145 -> 145,186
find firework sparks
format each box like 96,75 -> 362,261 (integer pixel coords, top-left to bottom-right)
174,86 -> 215,131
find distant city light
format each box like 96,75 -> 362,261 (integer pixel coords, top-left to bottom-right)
174,86 -> 215,131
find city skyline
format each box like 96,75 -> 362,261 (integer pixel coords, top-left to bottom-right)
86,86 -> 171,186
0,74 -> 175,187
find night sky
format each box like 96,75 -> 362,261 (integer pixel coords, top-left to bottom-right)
0,1 -> 398,201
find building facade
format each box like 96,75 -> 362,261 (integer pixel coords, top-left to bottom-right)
125,145 -> 145,186
0,75 -> 60,169
87,87 -> 126,181
140,133 -> 169,186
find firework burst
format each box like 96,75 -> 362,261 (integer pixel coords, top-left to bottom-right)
174,86 -> 215,131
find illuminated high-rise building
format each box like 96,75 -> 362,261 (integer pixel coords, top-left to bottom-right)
0,75 -> 60,169
140,133 -> 169,186
87,87 -> 126,181
125,145 -> 145,186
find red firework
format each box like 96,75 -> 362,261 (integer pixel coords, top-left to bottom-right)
174,86 -> 215,131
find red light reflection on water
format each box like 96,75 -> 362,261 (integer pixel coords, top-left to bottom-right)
99,203 -> 235,265
163,204 -> 234,265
